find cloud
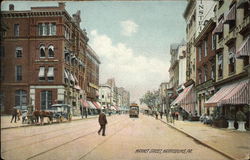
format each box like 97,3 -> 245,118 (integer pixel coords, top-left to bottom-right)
120,20 -> 138,36
90,30 -> 169,102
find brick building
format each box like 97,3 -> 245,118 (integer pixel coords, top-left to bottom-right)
194,19 -> 216,116
0,3 -> 100,114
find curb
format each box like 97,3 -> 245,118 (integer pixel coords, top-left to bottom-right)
1,116 -> 98,130
159,119 -> 238,160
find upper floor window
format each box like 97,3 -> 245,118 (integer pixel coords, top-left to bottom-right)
39,66 -> 45,81
15,90 -> 27,107
212,35 -> 216,50
16,47 -> 22,58
218,53 -> 223,78
204,40 -> 208,57
198,46 -> 202,61
228,44 -> 236,74
15,65 -> 22,81
204,65 -> 208,81
38,23 -> 56,36
48,45 -> 54,58
47,67 -> 54,81
14,24 -> 19,37
40,45 -> 46,58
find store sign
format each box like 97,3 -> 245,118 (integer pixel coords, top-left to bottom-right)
197,1 -> 204,33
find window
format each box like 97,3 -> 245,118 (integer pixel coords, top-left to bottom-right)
15,90 -> 27,107
102,95 -> 104,98
212,35 -> 216,50
15,47 -> 22,58
41,91 -> 52,110
198,46 -> 202,61
14,24 -> 19,36
40,45 -> 46,58
47,67 -> 54,81
228,43 -> 236,74
204,65 -> 208,81
228,4 -> 236,31
198,70 -> 202,84
211,60 -> 216,80
204,40 -> 208,57
15,65 -> 22,81
0,46 -> 5,57
218,15 -> 224,41
218,53 -> 223,78
39,66 -> 45,81
48,45 -> 54,58
38,23 -> 56,36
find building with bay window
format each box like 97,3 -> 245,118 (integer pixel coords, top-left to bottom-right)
0,3 -> 100,114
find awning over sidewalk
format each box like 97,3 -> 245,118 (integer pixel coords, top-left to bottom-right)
92,101 -> 101,109
212,18 -> 224,35
114,106 -> 120,111
223,4 -> 236,24
236,36 -> 250,58
80,99 -> 89,108
171,84 -> 196,114
205,79 -> 250,107
87,101 -> 96,109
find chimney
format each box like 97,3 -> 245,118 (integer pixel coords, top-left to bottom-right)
9,4 -> 14,11
58,2 -> 65,9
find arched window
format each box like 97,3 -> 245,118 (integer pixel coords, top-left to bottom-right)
15,90 -> 27,107
40,45 -> 46,58
48,45 -> 54,57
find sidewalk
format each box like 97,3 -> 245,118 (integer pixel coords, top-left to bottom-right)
0,115 -> 98,129
159,117 -> 250,160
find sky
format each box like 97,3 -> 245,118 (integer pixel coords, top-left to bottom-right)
2,1 -> 187,103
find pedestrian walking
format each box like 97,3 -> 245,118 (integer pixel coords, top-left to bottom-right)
98,111 -> 108,136
160,111 -> 163,119
22,110 -> 28,124
10,107 -> 18,123
80,106 -> 83,119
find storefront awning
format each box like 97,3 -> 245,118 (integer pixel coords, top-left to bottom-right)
80,99 -> 89,108
236,36 -> 250,58
171,84 -> 195,114
92,101 -> 101,109
87,101 -> 96,109
224,4 -> 236,24
205,79 -> 250,107
212,18 -> 224,35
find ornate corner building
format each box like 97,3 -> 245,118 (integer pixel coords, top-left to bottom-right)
0,3 -> 100,114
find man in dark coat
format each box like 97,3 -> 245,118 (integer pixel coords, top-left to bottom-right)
10,107 -> 18,123
98,111 -> 107,136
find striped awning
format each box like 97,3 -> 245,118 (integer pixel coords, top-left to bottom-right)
92,101 -> 101,109
224,4 -> 236,24
236,36 -> 250,58
171,85 -> 195,114
80,99 -> 89,108
87,101 -> 96,109
205,80 -> 250,107
212,18 -> 224,35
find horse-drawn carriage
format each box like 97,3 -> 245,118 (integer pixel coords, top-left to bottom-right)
26,104 -> 72,125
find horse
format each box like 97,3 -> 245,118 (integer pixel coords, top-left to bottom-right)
32,110 -> 53,125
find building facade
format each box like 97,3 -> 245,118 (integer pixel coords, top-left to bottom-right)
0,3 -> 100,114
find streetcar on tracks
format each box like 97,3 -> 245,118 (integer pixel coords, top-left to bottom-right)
129,103 -> 139,118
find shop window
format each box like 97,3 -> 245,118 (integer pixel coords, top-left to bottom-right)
41,91 -> 52,110
15,65 -> 22,81
15,47 -> 22,58
14,24 -> 19,37
48,45 -> 54,58
15,90 -> 27,107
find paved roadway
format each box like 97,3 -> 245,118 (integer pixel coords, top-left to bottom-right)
1,114 -> 229,160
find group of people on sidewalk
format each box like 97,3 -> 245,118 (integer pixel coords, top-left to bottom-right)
10,108 -> 28,124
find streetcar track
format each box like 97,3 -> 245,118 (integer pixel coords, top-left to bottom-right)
1,116 -> 100,143
24,118 -> 126,160
2,117 -> 125,154
78,121 -> 132,160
